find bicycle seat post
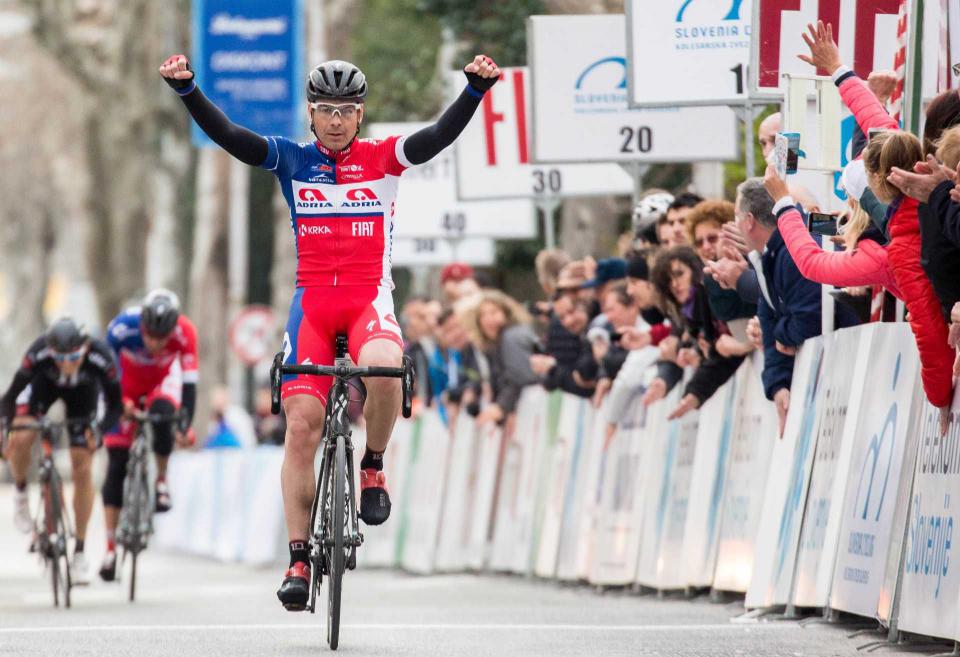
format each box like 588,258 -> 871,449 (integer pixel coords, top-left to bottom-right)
335,335 -> 348,359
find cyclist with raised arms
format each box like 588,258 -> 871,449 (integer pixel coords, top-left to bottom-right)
159,51 -> 500,610
1,317 -> 123,584
98,288 -> 198,581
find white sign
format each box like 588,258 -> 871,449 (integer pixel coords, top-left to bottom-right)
528,14 -> 738,163
368,123 -> 535,238
895,388 -> 960,641
830,324 -> 922,619
452,67 -> 634,200
750,0 -> 943,100
391,237 -> 495,267
626,0 -> 754,107
228,305 -> 276,366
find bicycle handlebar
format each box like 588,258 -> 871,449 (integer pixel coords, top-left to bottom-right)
270,353 -> 415,420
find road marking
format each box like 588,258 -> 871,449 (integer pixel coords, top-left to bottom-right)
0,622 -> 799,635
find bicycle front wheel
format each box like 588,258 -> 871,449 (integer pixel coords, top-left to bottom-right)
47,472 -> 71,609
326,435 -> 346,650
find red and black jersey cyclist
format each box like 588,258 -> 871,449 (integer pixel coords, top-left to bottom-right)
159,51 -> 500,609
1,317 -> 123,585
98,289 -> 199,582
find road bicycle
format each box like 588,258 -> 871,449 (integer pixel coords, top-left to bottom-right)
115,403 -> 182,602
270,335 -> 413,650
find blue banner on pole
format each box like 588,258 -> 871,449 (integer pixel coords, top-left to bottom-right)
191,0 -> 304,148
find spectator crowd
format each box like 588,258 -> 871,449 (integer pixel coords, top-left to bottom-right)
398,21 -> 960,440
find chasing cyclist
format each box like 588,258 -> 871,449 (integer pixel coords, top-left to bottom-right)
1,317 -> 123,585
98,289 -> 198,581
159,51 -> 500,610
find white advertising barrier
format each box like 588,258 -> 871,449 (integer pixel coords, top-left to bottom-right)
681,375 -> 738,588
527,14 -> 738,164
397,411 -> 450,574
154,447 -> 285,566
829,324 -> 922,619
489,417 -> 525,572
895,387 -> 960,641
745,337 -> 825,609
451,67 -> 633,201
635,384 -> 700,590
391,237 -> 496,267
712,353 -> 778,593
367,122 -> 536,238
573,401 -> 614,580
588,391 -> 649,586
535,394 -> 591,578
357,421 -> 413,569
792,325 -> 875,608
626,0 -> 754,107
750,0 -> 942,100
555,399 -> 598,582
464,421 -> 503,571
510,387 -> 559,575
434,414 -> 479,572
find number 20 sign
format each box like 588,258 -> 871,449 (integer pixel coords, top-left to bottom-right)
453,66 -> 634,201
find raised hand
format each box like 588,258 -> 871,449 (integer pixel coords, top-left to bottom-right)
463,54 -> 501,93
159,54 -> 195,91
797,21 -> 842,73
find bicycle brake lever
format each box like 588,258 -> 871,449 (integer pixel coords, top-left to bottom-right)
270,351 -> 284,415
401,355 -> 414,419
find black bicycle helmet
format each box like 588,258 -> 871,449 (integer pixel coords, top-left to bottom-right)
306,60 -> 367,102
141,289 -> 180,338
45,317 -> 88,353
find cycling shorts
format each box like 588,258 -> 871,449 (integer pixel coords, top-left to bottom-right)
15,378 -> 98,449
103,361 -> 183,450
281,285 -> 403,405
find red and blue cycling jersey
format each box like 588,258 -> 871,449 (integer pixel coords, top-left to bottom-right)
262,135 -> 412,289
106,308 -> 199,398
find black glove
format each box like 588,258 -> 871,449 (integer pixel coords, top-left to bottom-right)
464,56 -> 499,94
161,54 -> 195,92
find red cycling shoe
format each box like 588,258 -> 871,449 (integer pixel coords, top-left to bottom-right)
277,561 -> 310,611
359,469 -> 391,526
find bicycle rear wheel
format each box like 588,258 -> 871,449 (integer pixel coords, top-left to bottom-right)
326,435 -> 346,650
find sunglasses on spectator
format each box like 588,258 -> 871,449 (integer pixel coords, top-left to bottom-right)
310,102 -> 362,119
694,234 -> 720,248
52,349 -> 84,363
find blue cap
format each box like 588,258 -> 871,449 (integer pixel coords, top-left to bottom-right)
581,258 -> 627,289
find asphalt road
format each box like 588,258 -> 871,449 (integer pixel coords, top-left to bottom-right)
0,484 -> 926,656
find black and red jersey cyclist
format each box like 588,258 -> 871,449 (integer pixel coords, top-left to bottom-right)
160,51 -> 500,610
1,317 -> 123,585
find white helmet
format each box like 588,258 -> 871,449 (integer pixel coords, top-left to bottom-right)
631,192 -> 675,232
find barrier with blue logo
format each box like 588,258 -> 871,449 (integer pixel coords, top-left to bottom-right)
793,326 -> 875,608
829,324 -> 922,619
745,337 -> 825,609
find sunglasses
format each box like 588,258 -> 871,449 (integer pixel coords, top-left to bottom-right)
52,349 -> 84,363
694,233 -> 720,248
310,102 -> 362,119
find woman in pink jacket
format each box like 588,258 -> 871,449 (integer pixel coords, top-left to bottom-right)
769,22 -> 954,432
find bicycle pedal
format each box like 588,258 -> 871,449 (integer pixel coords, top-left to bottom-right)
282,602 -> 307,612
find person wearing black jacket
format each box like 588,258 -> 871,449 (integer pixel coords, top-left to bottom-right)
649,247 -> 746,419
1,318 -> 122,585
530,295 -> 596,398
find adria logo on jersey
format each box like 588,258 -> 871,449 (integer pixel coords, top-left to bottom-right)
343,188 -> 382,208
295,186 -> 334,212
